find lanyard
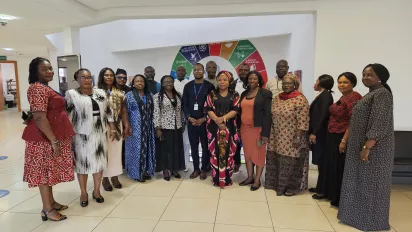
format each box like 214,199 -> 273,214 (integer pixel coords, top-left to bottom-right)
193,81 -> 204,103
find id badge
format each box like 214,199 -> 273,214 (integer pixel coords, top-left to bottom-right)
194,104 -> 199,111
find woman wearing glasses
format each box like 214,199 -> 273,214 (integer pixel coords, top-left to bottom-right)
265,74 -> 310,196
66,68 -> 114,207
98,68 -> 131,191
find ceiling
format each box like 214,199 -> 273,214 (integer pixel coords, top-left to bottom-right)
0,0 -> 327,57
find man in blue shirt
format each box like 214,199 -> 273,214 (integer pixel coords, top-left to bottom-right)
144,66 -> 160,94
183,63 -> 215,180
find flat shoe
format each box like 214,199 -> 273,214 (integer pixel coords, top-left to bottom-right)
250,183 -> 261,191
239,179 -> 254,186
312,194 -> 327,200
308,187 -> 317,193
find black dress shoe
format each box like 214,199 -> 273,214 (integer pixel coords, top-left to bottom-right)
308,187 -> 317,193
80,200 -> 88,207
136,178 -> 146,183
173,172 -> 181,179
164,176 -> 170,181
92,191 -> 104,203
239,179 -> 254,186
312,194 -> 327,200
250,183 -> 261,191
331,201 -> 339,207
144,175 -> 152,180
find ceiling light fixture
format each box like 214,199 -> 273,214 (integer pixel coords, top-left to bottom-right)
0,15 -> 17,20
2,48 -> 14,51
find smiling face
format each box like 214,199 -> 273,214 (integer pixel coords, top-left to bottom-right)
276,60 -> 289,79
133,76 -> 145,91
238,64 -> 250,81
362,66 -> 381,88
282,76 -> 296,94
248,73 -> 259,89
77,70 -> 93,89
337,75 -> 354,95
103,69 -> 115,87
193,64 -> 205,80
176,66 -> 187,80
37,60 -> 54,83
144,67 -> 155,82
206,61 -> 217,78
217,73 -> 230,91
162,76 -> 174,91
116,74 -> 127,87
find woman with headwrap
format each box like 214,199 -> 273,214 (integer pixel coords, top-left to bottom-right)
338,64 -> 394,231
205,71 -> 240,188
265,73 -> 310,196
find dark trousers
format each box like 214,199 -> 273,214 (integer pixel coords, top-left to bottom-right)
188,122 -> 210,171
314,142 -> 327,195
234,140 -> 242,165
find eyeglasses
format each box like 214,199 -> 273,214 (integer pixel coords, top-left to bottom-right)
117,76 -> 127,80
80,76 -> 93,80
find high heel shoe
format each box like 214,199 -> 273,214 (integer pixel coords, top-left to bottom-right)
41,209 -> 67,222
92,191 -> 104,203
239,179 -> 255,186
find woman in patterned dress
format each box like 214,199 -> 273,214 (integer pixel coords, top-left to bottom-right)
125,74 -> 156,182
66,68 -> 114,207
205,71 -> 240,188
323,72 -> 362,207
265,74 -> 310,196
338,64 -> 394,231
154,75 -> 186,181
22,57 -> 75,221
97,68 -> 131,191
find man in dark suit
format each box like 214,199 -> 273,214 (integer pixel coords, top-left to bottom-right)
183,63 -> 215,180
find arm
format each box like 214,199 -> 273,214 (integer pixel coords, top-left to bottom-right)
339,93 -> 362,152
121,98 -> 131,137
294,95 -> 310,147
182,83 -> 191,119
261,90 -> 273,138
153,94 -> 161,129
312,93 -> 333,136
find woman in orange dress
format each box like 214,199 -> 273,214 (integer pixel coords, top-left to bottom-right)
238,71 -> 272,191
22,57 -> 75,221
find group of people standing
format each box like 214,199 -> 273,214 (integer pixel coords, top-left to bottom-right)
21,56 -> 394,232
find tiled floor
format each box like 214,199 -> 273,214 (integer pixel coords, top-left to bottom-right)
1,108 -> 412,232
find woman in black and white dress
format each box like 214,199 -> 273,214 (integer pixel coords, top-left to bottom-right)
154,75 -> 186,181
65,68 -> 115,207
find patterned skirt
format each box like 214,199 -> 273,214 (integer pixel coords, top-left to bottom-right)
23,138 -> 75,188
265,151 -> 309,194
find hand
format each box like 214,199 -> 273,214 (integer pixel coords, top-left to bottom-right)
189,117 -> 197,124
123,125 -> 131,139
51,142 -> 61,157
215,117 -> 224,125
261,136 -> 269,145
109,130 -> 116,141
339,142 -> 347,154
309,134 -> 316,144
360,148 -> 370,162
293,136 -> 300,149
219,123 -> 227,130
156,129 -> 163,140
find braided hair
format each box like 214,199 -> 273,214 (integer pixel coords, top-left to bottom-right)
28,57 -> 51,84
158,75 -> 181,111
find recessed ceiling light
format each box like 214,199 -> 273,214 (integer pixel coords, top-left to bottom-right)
0,15 -> 17,20
2,48 -> 14,51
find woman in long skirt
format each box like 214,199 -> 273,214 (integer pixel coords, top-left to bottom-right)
338,64 -> 394,231
125,74 -> 156,182
154,75 -> 186,181
205,71 -> 240,188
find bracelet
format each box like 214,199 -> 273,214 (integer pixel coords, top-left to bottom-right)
341,139 -> 346,144
363,145 -> 372,150
51,140 -> 59,144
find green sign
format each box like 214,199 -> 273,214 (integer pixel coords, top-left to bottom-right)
0,56 -> 6,60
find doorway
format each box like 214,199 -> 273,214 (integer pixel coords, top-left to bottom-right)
0,61 -> 20,112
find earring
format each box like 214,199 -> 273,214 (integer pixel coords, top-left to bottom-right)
378,81 -> 382,83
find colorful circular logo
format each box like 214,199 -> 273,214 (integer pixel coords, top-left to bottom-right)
170,40 -> 268,83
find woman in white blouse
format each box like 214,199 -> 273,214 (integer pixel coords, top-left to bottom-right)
154,75 -> 186,181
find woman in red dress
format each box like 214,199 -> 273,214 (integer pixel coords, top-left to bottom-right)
22,57 -> 75,222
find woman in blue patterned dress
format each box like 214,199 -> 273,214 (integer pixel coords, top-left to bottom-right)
124,74 -> 156,182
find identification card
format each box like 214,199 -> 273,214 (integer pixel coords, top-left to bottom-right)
194,104 -> 199,111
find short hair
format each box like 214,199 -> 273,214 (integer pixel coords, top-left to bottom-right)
283,73 -> 300,90
74,68 -> 91,81
277,59 -> 289,66
194,63 -> 204,69
116,68 -> 127,76
97,67 -> 117,90
28,57 -> 51,84
131,74 -> 150,94
245,71 -> 265,89
338,72 -> 357,87
318,74 -> 334,91
144,66 -> 155,72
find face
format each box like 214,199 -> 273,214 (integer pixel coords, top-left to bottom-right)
38,60 -> 54,83
77,70 -> 93,89
176,66 -> 187,80
193,65 -> 205,79
206,62 -> 217,78
238,65 -> 250,80
116,74 -> 127,86
217,74 -> 230,91
276,61 -> 289,78
144,67 -> 155,82
313,79 -> 320,91
362,66 -> 381,88
162,76 -> 174,91
282,77 -> 296,93
133,76 -> 145,91
248,73 -> 259,89
103,70 -> 115,86
337,76 -> 354,95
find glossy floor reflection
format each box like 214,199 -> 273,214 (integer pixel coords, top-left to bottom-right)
0,109 -> 410,232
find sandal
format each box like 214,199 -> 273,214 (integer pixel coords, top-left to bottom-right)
41,208 -> 67,222
51,201 -> 68,211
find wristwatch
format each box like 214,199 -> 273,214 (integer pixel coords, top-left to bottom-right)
362,145 -> 372,150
